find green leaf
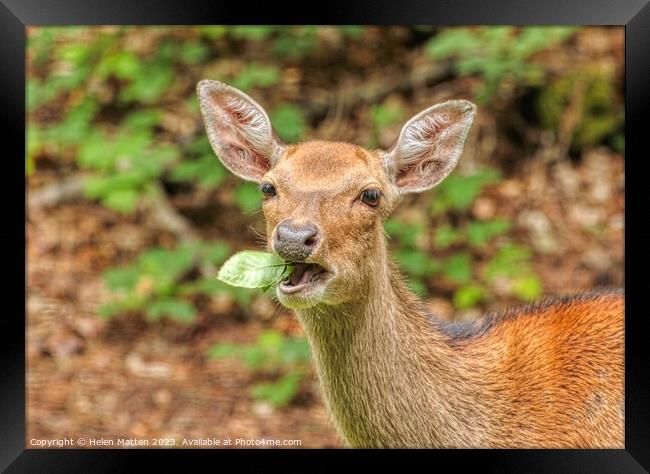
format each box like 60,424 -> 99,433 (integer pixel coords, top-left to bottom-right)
396,249 -> 441,277
202,241 -> 231,265
434,225 -> 461,248
484,244 -> 532,280
84,171 -> 150,198
258,330 -> 284,350
217,251 -> 293,289
231,26 -> 274,41
432,169 -> 500,213
139,246 -> 196,282
170,155 -> 227,189
425,29 -> 480,59
103,267 -> 141,291
179,41 -> 209,65
146,298 -> 197,323
453,284 -> 485,309
251,373 -> 304,407
279,338 -> 311,365
97,51 -> 141,80
340,26 -> 365,38
98,301 -> 123,319
271,27 -> 318,59
370,103 -> 405,131
231,63 -> 280,91
466,219 -> 512,246
48,98 -> 99,145
270,104 -> 307,142
198,26 -> 227,39
120,62 -> 174,104
103,188 -> 139,213
511,275 -> 543,301
384,218 -> 424,247
442,253 -> 473,284
122,110 -> 161,131
234,182 -> 262,213
207,343 -> 240,359
407,279 -> 429,297
241,346 -> 267,369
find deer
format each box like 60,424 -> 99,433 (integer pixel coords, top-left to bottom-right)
196,79 -> 624,448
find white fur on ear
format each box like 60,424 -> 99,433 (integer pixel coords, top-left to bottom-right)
385,100 -> 476,193
197,80 -> 285,182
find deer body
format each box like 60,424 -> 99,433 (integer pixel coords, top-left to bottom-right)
298,273 -> 623,448
197,80 -> 624,448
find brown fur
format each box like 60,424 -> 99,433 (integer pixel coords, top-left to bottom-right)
197,82 -> 625,448
266,143 -> 624,448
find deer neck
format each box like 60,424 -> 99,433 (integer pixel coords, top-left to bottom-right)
295,241 -> 490,448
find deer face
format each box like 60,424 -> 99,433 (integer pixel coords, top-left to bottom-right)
259,141 -> 399,308
197,80 -> 476,309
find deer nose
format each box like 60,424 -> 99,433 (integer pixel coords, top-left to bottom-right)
274,221 -> 321,262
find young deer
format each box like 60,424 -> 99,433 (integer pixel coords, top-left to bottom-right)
197,80 -> 624,448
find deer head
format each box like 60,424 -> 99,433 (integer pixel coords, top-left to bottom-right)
197,80 -> 476,310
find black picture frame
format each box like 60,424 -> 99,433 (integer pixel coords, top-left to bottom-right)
7,1 -> 649,472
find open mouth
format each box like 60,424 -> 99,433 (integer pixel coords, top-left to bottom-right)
279,262 -> 328,294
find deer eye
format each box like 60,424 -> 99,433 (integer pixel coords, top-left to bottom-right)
260,182 -> 276,197
360,189 -> 381,207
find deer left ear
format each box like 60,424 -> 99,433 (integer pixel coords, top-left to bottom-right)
197,79 -> 285,183
383,100 -> 476,194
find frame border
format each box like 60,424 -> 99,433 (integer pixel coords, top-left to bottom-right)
9,1 -> 649,471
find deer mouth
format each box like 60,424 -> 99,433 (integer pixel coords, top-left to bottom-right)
279,262 -> 328,294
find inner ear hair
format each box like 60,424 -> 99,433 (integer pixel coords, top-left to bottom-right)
197,80 -> 285,182
386,100 -> 476,194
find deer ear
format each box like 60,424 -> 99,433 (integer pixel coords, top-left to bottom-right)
384,100 -> 476,194
197,80 -> 285,182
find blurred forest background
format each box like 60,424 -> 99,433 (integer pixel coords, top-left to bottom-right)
27,26 -> 624,448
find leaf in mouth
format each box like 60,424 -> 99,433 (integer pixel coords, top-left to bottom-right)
217,250 -> 294,289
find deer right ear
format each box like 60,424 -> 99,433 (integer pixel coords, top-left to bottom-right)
197,80 -> 285,182
383,100 -> 476,194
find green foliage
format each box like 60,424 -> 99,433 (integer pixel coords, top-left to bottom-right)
510,274 -> 543,301
121,61 -> 175,104
234,182 -> 262,214
208,330 -> 311,407
26,28 -> 208,215
466,219 -> 512,246
100,241 -> 256,322
433,225 -> 461,249
386,168 -> 542,309
453,283 -> 486,309
426,26 -> 577,103
396,248 -> 441,278
217,251 -> 293,290
197,26 -> 227,40
79,125 -> 178,213
442,252 -> 473,284
370,102 -> 406,131
231,63 -> 281,91
230,26 -> 275,41
169,136 -> 227,189
431,169 -> 501,214
28,26 -> 571,330
272,27 -> 318,59
219,26 -> 365,60
270,104 -> 308,142
484,244 -> 542,301
384,218 -> 424,247
484,243 -> 532,280
146,298 -> 197,323
251,373 -> 304,407
537,66 -> 624,152
368,101 -> 406,147
28,26 -> 344,328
